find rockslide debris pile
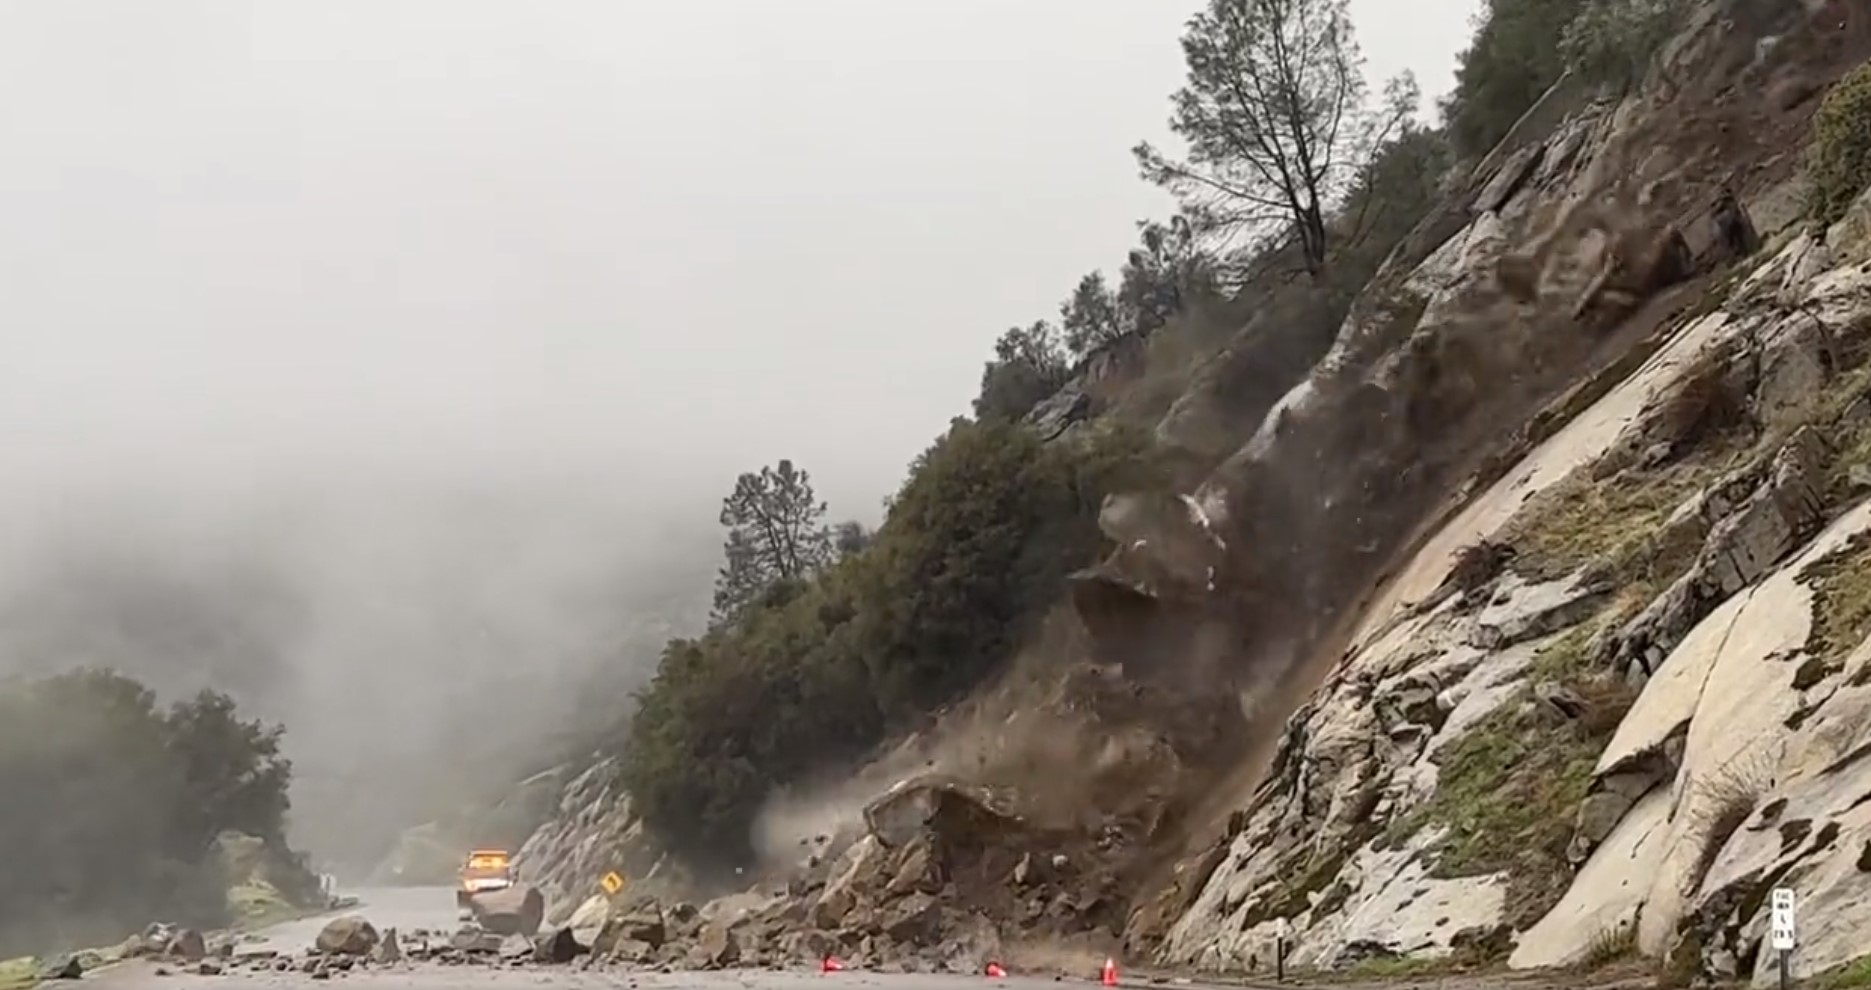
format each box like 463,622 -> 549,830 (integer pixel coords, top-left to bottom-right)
530,776 -> 1134,974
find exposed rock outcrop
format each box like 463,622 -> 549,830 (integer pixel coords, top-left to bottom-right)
1140,2 -> 1871,980
1159,127 -> 1871,990
513,758 -> 675,921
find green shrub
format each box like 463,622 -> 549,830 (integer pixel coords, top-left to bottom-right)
1441,0 -> 1581,159
1806,62 -> 1871,229
1559,0 -> 1687,94
0,670 -> 298,957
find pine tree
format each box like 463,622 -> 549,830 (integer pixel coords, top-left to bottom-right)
710,460 -> 832,625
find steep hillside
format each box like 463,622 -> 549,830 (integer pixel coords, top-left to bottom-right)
511,0 -> 1871,983
1152,2 -> 1871,983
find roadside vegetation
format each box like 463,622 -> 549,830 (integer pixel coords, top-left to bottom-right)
0,670 -> 307,959
1806,61 -> 1871,229
621,419 -> 1169,864
1817,954 -> 1871,990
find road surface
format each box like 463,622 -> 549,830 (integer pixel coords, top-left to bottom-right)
223,886 -> 468,957
88,885 -> 1187,989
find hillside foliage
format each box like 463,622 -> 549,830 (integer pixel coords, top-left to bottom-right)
0,670 -> 299,956
1807,61 -> 1871,228
1559,0 -> 1688,94
620,420 -> 1165,864
1441,0 -> 1681,161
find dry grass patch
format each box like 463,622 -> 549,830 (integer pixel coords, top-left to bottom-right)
1505,466 -> 1713,586
1680,753 -> 1774,898
1582,919 -> 1639,969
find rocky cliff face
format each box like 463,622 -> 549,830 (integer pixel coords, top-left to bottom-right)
1148,2 -> 1871,981
1161,213 -> 1871,983
512,759 -> 680,923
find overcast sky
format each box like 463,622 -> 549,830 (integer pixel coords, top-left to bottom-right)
0,0 -> 1481,523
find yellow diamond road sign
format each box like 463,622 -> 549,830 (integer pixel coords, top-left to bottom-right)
600,871 -> 625,895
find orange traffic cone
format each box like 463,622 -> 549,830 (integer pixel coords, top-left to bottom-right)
822,955 -> 846,973
985,961 -> 1008,979
1101,957 -> 1119,987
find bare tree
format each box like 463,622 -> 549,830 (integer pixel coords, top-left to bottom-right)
1134,0 -> 1417,278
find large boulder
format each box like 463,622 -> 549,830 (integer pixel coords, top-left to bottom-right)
533,925 -> 586,964
468,883 -> 546,937
861,775 -> 1022,850
692,920 -> 740,969
601,908 -> 667,953
450,925 -> 504,954
314,916 -> 379,956
164,928 -> 206,962
565,894 -> 609,949
810,836 -> 885,929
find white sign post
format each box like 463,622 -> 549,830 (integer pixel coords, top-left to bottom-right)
1770,888 -> 1796,990
1273,918 -> 1290,983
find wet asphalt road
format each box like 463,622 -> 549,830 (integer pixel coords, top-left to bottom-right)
86,886 -> 1192,990
223,886 -> 471,958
